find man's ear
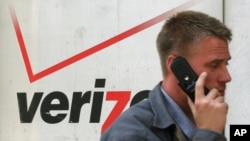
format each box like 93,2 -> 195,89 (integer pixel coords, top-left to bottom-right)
166,55 -> 177,73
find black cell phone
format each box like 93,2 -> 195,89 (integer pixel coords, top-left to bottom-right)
170,56 -> 209,102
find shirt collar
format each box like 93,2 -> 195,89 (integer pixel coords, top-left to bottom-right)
148,82 -> 175,129
160,86 -> 197,140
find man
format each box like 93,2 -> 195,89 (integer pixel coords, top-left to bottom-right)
101,11 -> 232,141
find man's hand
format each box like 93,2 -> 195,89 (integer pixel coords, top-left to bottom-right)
188,72 -> 228,134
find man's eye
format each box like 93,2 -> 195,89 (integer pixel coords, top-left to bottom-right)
210,62 -> 220,68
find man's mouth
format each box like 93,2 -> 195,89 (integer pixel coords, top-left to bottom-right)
219,89 -> 225,96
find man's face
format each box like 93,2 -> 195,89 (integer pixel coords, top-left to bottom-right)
187,36 -> 231,96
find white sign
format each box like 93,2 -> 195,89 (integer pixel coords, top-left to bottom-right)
0,0 -> 222,140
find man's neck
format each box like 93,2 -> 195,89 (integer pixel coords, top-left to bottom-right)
162,76 -> 195,123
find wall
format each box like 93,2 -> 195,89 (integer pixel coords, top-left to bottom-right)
225,0 -> 250,139
0,0 -> 235,140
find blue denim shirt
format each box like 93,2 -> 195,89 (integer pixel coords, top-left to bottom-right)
101,82 -> 227,141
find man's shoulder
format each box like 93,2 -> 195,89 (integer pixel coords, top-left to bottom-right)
114,99 -> 155,130
101,99 -> 156,140
122,99 -> 155,124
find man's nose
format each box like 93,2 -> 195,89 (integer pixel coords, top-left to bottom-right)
220,66 -> 232,83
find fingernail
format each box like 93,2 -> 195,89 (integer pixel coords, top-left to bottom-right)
201,72 -> 207,76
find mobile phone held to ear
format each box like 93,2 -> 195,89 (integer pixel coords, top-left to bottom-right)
170,56 -> 209,102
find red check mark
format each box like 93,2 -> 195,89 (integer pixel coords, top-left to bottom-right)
9,0 -> 203,83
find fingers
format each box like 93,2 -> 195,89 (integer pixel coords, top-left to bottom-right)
194,72 -> 226,104
214,96 -> 225,103
206,88 -> 220,99
190,72 -> 228,134
195,72 -> 208,101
